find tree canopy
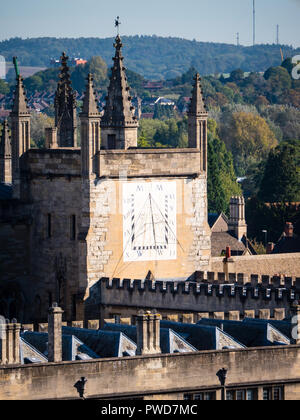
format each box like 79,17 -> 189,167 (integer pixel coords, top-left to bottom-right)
258,139 -> 300,203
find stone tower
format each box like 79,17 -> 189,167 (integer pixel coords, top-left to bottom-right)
228,196 -> 247,241
101,35 -> 138,150
0,120 -> 12,184
55,52 -> 77,147
188,73 -> 208,171
80,74 -> 101,178
10,75 -> 31,199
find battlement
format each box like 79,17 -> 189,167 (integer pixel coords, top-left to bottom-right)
83,272 -> 300,321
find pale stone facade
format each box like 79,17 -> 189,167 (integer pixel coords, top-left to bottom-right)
0,37 -> 210,323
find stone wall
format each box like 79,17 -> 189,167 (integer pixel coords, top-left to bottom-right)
211,254 -> 300,278
0,200 -> 31,321
82,175 -> 211,291
19,149 -> 83,322
84,277 -> 299,322
1,345 -> 300,399
1,147 -> 210,321
98,148 -> 202,178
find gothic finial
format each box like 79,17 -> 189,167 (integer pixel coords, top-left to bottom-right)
0,119 -> 11,158
115,16 -> 121,36
54,51 -> 77,147
188,72 -> 207,115
11,74 -> 30,116
101,36 -> 137,127
80,73 -> 100,116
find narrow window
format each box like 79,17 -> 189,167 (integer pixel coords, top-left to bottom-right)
71,215 -> 76,240
47,214 -> 52,238
48,292 -> 52,308
108,134 -> 116,149
72,294 -> 77,318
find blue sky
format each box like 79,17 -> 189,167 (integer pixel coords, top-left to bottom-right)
0,0 -> 299,47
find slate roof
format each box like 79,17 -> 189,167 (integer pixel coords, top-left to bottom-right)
62,326 -> 133,358
0,183 -> 12,200
197,319 -> 289,347
159,320 -> 244,351
21,331 -> 98,361
243,318 -> 291,340
102,323 -> 196,354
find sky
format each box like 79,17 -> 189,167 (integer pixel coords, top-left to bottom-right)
0,0 -> 299,47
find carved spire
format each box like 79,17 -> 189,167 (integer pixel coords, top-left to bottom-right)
80,74 -> 101,178
0,120 -> 11,158
0,119 -> 12,184
54,52 -> 77,147
11,75 -> 30,117
101,35 -> 138,128
188,73 -> 207,116
80,74 -> 100,117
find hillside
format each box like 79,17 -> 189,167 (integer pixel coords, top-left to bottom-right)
1,36 -> 300,80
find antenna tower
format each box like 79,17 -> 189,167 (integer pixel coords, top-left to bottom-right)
253,0 -> 256,46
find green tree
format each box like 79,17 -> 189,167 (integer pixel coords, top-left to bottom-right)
0,79 -> 10,94
219,111 -> 278,176
264,66 -> 292,93
71,56 -> 108,93
258,139 -> 300,203
30,112 -> 55,148
207,119 -> 241,213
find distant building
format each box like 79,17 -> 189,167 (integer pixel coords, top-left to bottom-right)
270,222 -> 300,254
209,197 -> 256,257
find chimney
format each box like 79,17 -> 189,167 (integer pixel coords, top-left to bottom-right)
0,319 -> 21,365
45,127 -> 58,149
48,303 -> 64,363
228,196 -> 247,241
266,242 -> 275,254
136,311 -> 161,355
284,222 -> 294,238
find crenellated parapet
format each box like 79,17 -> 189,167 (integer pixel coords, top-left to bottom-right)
83,272 -> 300,321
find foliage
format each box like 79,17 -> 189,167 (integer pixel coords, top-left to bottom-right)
153,104 -> 177,120
246,197 -> 300,243
2,36 -> 300,80
207,119 -> 241,213
0,79 -> 10,94
30,112 -> 54,148
71,56 -> 108,93
258,139 -> 300,203
218,111 -> 278,176
24,68 -> 59,93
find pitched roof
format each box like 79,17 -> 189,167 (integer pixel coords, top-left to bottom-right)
211,231 -> 248,257
160,320 -> 244,351
21,331 -> 98,361
62,326 -> 136,358
102,323 -> 196,354
198,318 -> 289,347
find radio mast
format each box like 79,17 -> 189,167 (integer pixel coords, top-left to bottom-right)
253,0 -> 256,46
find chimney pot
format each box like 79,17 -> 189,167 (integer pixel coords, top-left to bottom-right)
284,222 -> 294,238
